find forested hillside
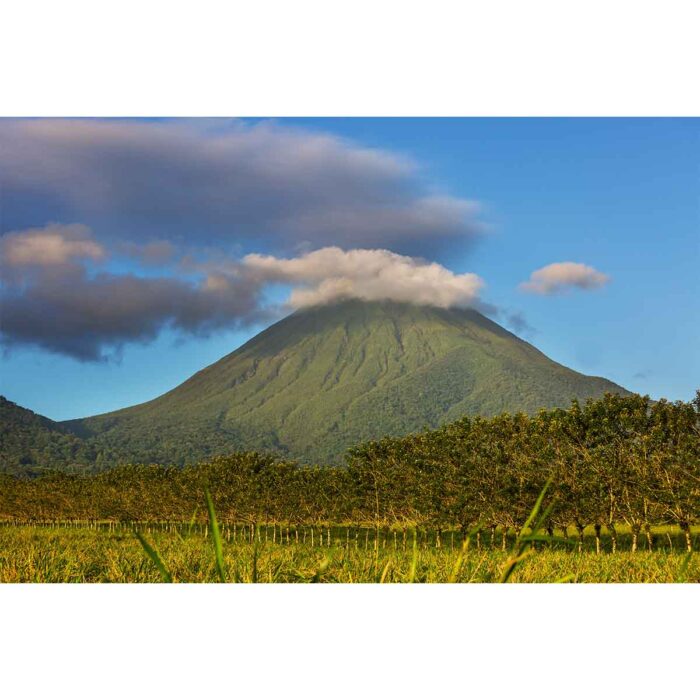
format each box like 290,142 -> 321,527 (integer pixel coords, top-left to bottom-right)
64,300 -> 631,464
0,397 -> 93,475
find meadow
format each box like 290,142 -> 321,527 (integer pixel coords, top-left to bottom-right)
1,522 -> 697,583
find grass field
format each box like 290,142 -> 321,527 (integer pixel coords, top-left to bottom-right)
0,524 -> 697,583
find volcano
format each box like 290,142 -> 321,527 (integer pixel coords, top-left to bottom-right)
63,300 -> 629,464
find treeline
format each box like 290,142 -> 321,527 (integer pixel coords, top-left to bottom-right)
1,394 -> 698,550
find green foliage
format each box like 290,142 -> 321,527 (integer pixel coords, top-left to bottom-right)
1,394 -> 698,555
205,488 -> 226,582
135,531 -> 173,583
0,396 -> 94,475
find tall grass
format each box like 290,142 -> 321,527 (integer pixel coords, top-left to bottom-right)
134,531 -> 173,583
1,526 -> 696,582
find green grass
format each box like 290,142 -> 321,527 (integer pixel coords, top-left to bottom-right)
0,524 -> 696,583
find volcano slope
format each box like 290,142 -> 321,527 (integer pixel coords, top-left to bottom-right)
66,300 -> 629,464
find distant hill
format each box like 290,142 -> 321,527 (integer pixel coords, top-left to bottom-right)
0,396 -> 93,475
65,300 -> 630,464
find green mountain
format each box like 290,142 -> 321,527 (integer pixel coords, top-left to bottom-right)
0,396 -> 93,475
65,300 -> 629,464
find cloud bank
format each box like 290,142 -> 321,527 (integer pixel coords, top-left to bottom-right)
0,122 -> 542,362
0,119 -> 483,256
0,224 -> 267,360
1,225 -> 487,361
519,262 -> 610,295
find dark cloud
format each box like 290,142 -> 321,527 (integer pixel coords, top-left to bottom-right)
0,119 -> 483,256
0,271 -> 266,361
504,311 -> 536,337
0,115 -> 492,364
0,223 -> 494,361
118,240 -> 177,265
0,227 -> 268,361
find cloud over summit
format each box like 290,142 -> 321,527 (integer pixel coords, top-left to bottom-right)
242,247 -> 485,309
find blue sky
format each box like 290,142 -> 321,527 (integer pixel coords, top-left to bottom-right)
1,118 -> 697,419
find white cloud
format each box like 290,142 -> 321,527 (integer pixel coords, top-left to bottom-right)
519,262 -> 610,295
242,247 -> 485,309
0,223 -> 105,268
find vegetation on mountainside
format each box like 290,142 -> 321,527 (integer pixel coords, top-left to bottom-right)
0,397 -> 94,475
26,300 -> 630,468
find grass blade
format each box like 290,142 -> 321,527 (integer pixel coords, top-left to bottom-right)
676,551 -> 694,582
187,507 -> 199,538
311,558 -> 330,582
252,525 -> 259,584
205,488 -> 226,583
378,559 -> 391,583
407,528 -> 418,583
500,479 -> 554,583
522,477 -> 553,533
135,531 -> 173,583
500,551 -> 532,582
449,524 -> 482,583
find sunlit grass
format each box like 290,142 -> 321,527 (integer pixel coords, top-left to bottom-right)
0,525 -> 696,583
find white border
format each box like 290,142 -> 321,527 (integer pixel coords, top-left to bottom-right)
2,1 -> 698,696
3,0 -> 699,116
1,584 -> 698,699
